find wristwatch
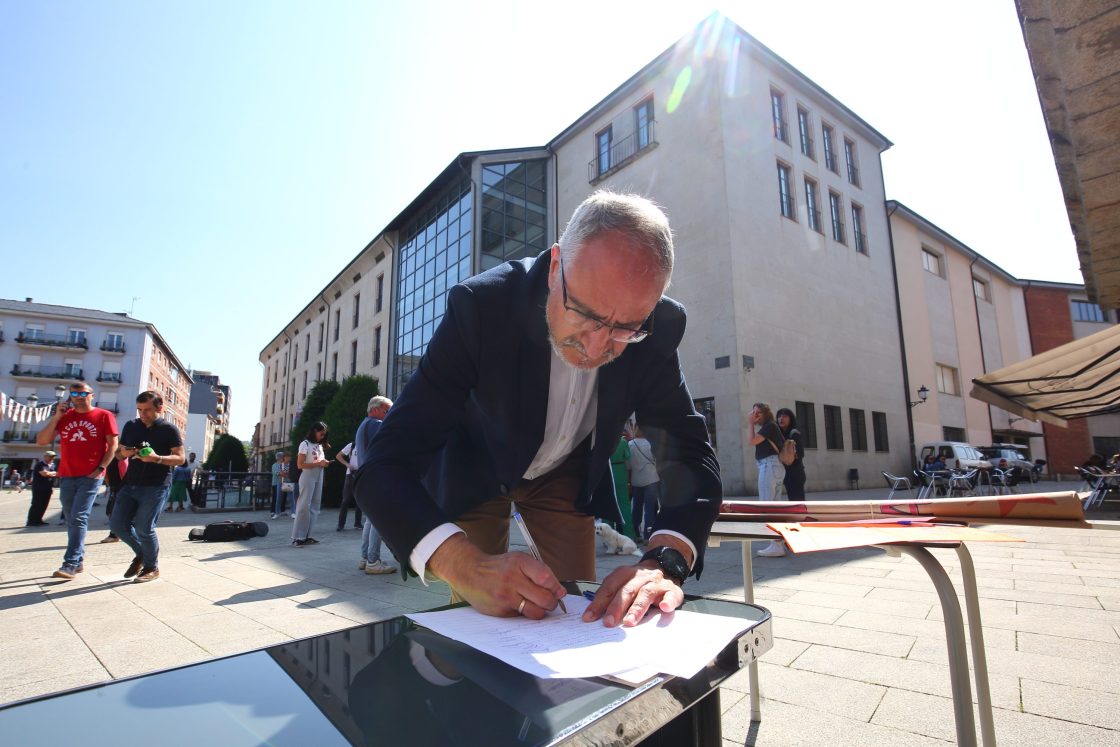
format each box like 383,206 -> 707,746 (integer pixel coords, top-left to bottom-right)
640,546 -> 689,586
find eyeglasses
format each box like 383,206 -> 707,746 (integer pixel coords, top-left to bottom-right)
558,254 -> 654,343
69,392 -> 92,398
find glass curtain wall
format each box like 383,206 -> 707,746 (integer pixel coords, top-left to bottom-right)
479,160 -> 547,271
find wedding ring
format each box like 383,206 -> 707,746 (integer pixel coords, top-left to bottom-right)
517,598 -> 527,615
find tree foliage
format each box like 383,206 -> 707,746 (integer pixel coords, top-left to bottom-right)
289,379 -> 341,457
320,375 -> 380,507
205,433 -> 249,472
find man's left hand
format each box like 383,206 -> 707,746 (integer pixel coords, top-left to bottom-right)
136,454 -> 161,463
582,562 -> 684,627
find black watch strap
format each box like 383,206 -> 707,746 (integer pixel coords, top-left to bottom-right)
640,546 -> 689,586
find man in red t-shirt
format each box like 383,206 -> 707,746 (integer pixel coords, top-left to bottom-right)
37,381 -> 120,579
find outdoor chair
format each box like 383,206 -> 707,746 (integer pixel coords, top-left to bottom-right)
989,468 -> 1018,495
914,469 -> 948,500
947,469 -> 978,498
881,471 -> 913,500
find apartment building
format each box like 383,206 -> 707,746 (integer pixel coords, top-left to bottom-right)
186,370 -> 230,463
257,236 -> 395,453
1022,281 -> 1120,474
889,202 -> 1045,459
0,298 -> 192,474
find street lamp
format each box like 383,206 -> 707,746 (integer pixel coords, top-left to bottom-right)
909,385 -> 929,408
25,393 -> 38,443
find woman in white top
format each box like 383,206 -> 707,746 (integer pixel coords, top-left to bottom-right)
626,428 -> 661,541
292,422 -> 331,546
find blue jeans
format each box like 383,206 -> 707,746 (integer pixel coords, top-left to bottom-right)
757,455 -> 786,501
110,484 -> 170,569
361,515 -> 384,562
59,476 -> 103,566
631,482 -> 661,540
272,483 -> 291,514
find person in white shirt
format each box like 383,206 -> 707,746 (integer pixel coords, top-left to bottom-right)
292,422 -> 330,547
626,429 -> 661,541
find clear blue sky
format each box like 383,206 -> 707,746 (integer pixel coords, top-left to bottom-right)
0,1 -> 1077,441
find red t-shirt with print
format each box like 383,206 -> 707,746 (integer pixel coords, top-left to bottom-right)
57,408 -> 119,477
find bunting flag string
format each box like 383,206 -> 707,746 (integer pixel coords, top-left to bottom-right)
0,392 -> 58,424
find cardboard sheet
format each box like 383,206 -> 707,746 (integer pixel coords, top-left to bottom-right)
766,521 -> 1024,553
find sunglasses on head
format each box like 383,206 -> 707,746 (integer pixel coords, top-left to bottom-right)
69,392 -> 92,398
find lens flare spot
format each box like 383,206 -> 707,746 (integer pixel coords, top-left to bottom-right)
666,66 -> 692,114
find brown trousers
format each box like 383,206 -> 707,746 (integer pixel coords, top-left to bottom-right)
454,449 -> 597,584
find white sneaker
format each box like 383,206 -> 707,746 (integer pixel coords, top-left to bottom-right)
270,514 -> 278,519
365,560 -> 397,575
358,559 -> 367,570
756,542 -> 787,558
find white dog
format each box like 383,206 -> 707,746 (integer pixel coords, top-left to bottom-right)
595,520 -> 642,556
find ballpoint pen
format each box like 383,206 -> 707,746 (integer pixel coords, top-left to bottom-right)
512,511 -> 568,613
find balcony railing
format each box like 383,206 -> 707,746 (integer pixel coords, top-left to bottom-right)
854,231 -> 868,254
800,133 -> 815,159
95,401 -> 120,413
1,430 -> 37,443
96,371 -> 123,383
847,162 -> 860,187
807,204 -> 822,233
832,219 -> 846,244
824,148 -> 837,173
773,120 -> 789,143
100,341 -> 126,353
587,122 -> 658,182
16,332 -> 87,349
11,364 -> 83,380
779,193 -> 796,220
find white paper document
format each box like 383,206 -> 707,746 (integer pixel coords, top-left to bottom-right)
405,595 -> 751,684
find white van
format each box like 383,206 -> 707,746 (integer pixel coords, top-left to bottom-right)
919,442 -> 992,471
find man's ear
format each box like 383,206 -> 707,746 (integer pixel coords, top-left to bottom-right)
547,244 -> 561,290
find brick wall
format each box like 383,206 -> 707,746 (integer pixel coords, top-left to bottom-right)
1023,285 -> 1090,475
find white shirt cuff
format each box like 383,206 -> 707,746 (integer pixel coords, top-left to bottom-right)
647,530 -> 698,572
410,523 -> 466,585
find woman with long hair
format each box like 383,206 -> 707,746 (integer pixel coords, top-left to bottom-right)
747,402 -> 786,557
776,407 -> 806,502
292,422 -> 331,547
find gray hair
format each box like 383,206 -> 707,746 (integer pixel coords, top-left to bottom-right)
368,395 -> 393,412
558,191 -> 674,275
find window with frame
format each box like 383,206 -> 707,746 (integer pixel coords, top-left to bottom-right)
804,177 -> 822,233
64,358 -> 82,377
824,404 -> 844,450
373,325 -> 382,366
316,362 -> 321,382
797,106 -> 814,158
350,340 -> 358,376
973,277 -> 990,302
1072,300 -> 1106,322
943,426 -> 966,442
596,127 -> 612,175
829,191 -> 845,243
302,371 -> 308,398
318,323 -> 324,352
936,363 -> 960,396
333,309 -> 340,341
293,343 -> 298,366
849,409 -> 868,451
922,248 -> 943,277
795,400 -> 818,449
353,293 -> 361,328
24,323 -> 43,340
844,137 -> 860,187
305,333 -> 309,361
693,397 -> 717,449
105,332 -> 124,351
635,98 -> 654,150
851,203 -> 867,254
290,380 -> 295,405
822,123 -> 837,172
777,162 -> 795,220
770,88 -> 789,143
331,352 -> 338,380
872,411 -> 889,452
376,274 -> 385,313
67,328 -> 87,345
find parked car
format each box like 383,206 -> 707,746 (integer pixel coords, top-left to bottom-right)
978,445 -> 1038,483
919,442 -> 992,472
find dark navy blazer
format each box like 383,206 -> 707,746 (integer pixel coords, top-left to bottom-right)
355,250 -> 722,578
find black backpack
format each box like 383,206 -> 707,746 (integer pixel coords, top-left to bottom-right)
188,521 -> 269,542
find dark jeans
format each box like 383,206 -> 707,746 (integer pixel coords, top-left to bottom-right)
110,483 -> 170,569
631,482 -> 661,541
27,486 -> 52,525
337,473 -> 362,528
783,465 -> 806,501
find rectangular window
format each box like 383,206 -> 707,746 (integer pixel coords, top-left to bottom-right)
943,426 -> 966,442
305,334 -> 309,361
353,293 -> 360,328
316,362 -> 321,382
849,408 -> 868,451
822,123 -> 837,172
635,98 -> 654,150
334,309 -> 340,341
373,325 -> 382,367
24,324 -> 43,340
67,328 -> 87,345
936,363 -> 960,396
331,352 -> 338,380
844,137 -> 860,187
1072,300 -> 1107,322
797,106 -> 814,158
596,127 -> 612,175
293,343 -> 298,365
804,177 -> 822,233
829,191 -> 845,243
973,277 -> 991,302
795,400 -> 818,449
290,380 -> 295,405
777,162 -> 795,220
318,323 -> 324,352
350,340 -> 358,376
922,248 -> 943,277
851,203 -> 867,254
64,358 -> 82,377
770,88 -> 789,143
824,405 -> 844,450
376,274 -> 385,313
302,371 -> 307,398
872,411 -> 889,452
105,333 -> 124,351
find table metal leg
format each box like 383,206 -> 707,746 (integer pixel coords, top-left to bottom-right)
955,544 -> 996,747
741,542 -> 761,722
892,545 -> 977,747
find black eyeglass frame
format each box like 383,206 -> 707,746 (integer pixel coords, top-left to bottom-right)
557,254 -> 655,344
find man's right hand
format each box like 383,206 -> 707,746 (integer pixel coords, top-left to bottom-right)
428,533 -> 566,620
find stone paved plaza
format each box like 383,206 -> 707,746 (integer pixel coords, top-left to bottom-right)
1,481 -> 1118,744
